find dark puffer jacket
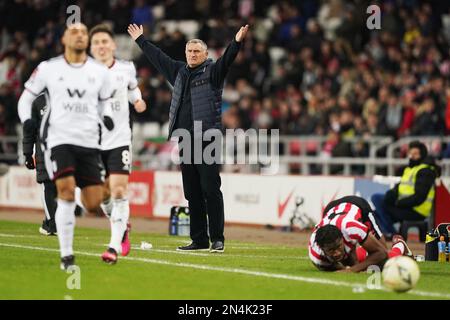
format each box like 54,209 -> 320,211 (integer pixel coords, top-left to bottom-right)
135,35 -> 241,138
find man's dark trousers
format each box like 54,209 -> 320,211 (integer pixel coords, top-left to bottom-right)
180,138 -> 224,245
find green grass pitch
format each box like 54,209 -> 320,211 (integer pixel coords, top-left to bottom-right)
0,220 -> 449,300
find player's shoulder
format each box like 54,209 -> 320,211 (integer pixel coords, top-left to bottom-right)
115,58 -> 134,66
86,57 -> 111,78
86,56 -> 109,69
47,55 -> 64,63
36,55 -> 64,70
114,59 -> 136,71
342,218 -> 368,233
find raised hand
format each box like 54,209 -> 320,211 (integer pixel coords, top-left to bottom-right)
127,24 -> 144,41
235,24 -> 249,42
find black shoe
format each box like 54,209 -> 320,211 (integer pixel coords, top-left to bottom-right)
39,220 -> 51,236
177,242 -> 210,251
60,255 -> 75,271
210,241 -> 224,253
48,220 -> 57,236
40,220 -> 57,236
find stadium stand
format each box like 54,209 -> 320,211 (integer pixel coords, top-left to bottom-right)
0,0 -> 449,173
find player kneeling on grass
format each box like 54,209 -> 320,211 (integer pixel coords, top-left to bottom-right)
309,196 -> 413,272
84,24 -> 146,264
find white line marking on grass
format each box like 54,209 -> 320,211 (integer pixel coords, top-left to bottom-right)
139,243 -> 299,251
95,243 -> 309,260
133,247 -> 311,260
0,232 -> 293,250
157,238 -> 294,250
1,242 -> 449,299
0,233 -> 42,239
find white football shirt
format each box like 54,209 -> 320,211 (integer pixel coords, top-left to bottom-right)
23,55 -> 113,150
100,59 -> 141,151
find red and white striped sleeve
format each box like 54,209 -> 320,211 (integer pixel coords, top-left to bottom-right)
342,220 -> 369,245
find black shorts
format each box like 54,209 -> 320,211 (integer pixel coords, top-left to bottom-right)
101,146 -> 131,176
46,144 -> 105,188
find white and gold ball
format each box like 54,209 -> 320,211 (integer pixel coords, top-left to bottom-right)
382,256 -> 420,293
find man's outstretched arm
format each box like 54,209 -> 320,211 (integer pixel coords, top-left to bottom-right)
211,25 -> 249,87
128,24 -> 184,86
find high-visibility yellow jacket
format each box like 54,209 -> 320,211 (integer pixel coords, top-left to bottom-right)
398,164 -> 435,217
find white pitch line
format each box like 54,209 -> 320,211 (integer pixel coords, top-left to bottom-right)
0,232 -> 303,259
133,247 -> 310,260
94,243 -> 309,260
134,243 -> 298,251
0,233 -> 293,250
1,242 -> 449,299
0,233 -> 43,239
157,238 -> 294,250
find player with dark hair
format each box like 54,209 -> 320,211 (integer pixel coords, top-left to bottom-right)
309,196 -> 413,272
18,22 -> 115,270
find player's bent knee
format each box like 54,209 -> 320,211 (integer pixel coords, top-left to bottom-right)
55,183 -> 76,201
81,185 -> 104,212
58,192 -> 75,201
83,197 -> 102,213
111,185 -> 127,199
84,204 -> 100,214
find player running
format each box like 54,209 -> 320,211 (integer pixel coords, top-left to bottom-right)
309,195 -> 413,272
88,24 -> 146,264
18,22 -> 115,270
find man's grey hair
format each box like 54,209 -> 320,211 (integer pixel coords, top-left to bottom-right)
186,39 -> 208,51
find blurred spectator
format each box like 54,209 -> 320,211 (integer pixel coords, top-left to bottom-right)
0,0 -> 448,173
317,0 -> 345,41
0,50 -> 23,98
411,98 -> 444,136
379,92 -> 403,137
110,0 -> 132,34
131,0 -> 154,29
0,102 -> 6,135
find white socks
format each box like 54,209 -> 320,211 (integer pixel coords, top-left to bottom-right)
108,198 -> 130,253
392,241 -> 405,254
101,197 -> 113,218
56,194 -> 130,258
55,199 -> 76,258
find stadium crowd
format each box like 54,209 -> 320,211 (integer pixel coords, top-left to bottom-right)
0,0 -> 449,162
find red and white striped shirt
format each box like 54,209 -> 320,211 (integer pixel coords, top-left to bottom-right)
308,202 -> 370,268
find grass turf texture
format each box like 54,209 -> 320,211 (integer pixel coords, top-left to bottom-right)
0,220 -> 449,300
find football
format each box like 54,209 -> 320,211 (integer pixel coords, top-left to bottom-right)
382,256 -> 420,293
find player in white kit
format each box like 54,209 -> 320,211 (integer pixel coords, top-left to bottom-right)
18,23 -> 115,270
88,24 -> 146,264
